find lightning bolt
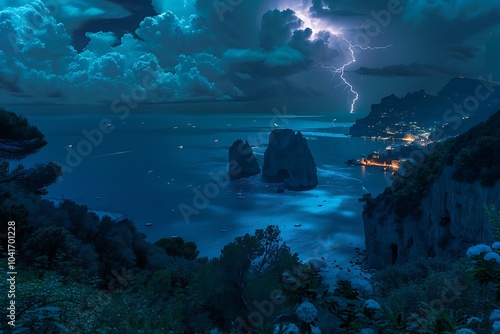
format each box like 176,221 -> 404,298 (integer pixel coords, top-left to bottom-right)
343,41 -> 360,113
321,39 -> 392,113
323,18 -> 392,112
320,37 -> 358,113
352,44 -> 393,51
279,1 -> 391,113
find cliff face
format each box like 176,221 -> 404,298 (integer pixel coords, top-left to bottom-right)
364,167 -> 499,268
363,110 -> 500,268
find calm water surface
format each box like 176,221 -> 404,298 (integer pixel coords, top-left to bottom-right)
13,105 -> 393,270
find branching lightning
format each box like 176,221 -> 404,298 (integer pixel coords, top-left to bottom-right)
323,39 -> 392,113
280,1 -> 391,113
323,38 -> 358,113
353,44 -> 393,51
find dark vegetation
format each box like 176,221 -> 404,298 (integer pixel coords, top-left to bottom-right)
362,110 -> 500,221
0,107 -> 47,160
1,107 -> 499,333
450,111 -> 500,186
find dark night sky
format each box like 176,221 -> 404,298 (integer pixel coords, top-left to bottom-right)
1,0 -> 500,114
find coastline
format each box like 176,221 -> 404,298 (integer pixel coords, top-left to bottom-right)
19,110 -> 392,279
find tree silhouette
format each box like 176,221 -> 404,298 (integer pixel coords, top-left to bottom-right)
0,107 -> 61,193
0,107 -> 47,160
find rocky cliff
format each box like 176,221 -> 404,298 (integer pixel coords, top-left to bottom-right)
364,167 -> 499,268
363,110 -> 500,268
262,129 -> 318,190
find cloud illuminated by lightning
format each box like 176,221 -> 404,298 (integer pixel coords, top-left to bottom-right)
279,1 -> 391,113
280,1 -> 341,39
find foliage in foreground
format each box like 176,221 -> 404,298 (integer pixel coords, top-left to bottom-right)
1,107 -> 499,333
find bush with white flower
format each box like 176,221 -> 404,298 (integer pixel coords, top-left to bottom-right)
466,244 -> 492,257
351,278 -> 373,296
493,321 -> 500,334
296,302 -> 317,324
490,309 -> 500,321
466,242 -> 500,301
334,271 -> 373,300
363,299 -> 381,311
484,251 -> 500,263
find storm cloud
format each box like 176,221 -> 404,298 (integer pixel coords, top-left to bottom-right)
0,0 -> 499,107
0,1 -> 345,104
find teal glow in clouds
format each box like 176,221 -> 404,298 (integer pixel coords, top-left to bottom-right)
402,0 -> 500,22
151,0 -> 196,17
0,0 -> 130,32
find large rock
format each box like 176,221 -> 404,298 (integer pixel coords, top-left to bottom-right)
262,129 -> 318,190
228,140 -> 261,179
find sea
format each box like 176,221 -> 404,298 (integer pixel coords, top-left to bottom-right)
11,104 -> 394,275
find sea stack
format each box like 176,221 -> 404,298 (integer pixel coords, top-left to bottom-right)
262,129 -> 318,190
228,139 -> 261,179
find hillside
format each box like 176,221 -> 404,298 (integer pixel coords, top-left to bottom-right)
362,110 -> 500,268
350,77 -> 500,139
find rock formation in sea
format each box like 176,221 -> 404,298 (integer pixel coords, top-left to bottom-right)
363,110 -> 500,268
228,139 -> 261,179
262,129 -> 318,190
